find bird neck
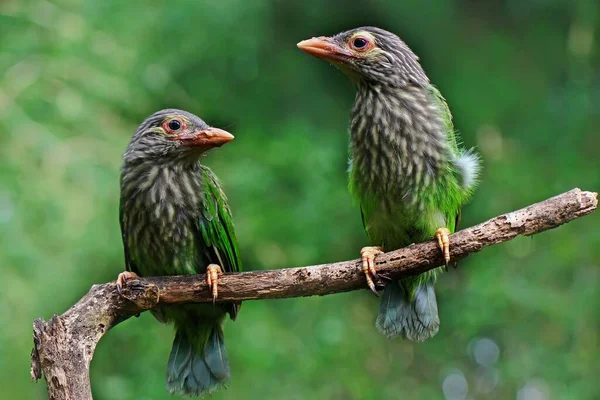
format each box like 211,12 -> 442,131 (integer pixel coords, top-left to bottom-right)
349,82 -> 450,199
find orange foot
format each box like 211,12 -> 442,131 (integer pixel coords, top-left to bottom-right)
360,246 -> 383,296
206,264 -> 223,303
435,227 -> 451,270
116,271 -> 139,295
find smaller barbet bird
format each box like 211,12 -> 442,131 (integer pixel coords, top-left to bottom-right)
116,109 -> 241,396
298,27 -> 481,341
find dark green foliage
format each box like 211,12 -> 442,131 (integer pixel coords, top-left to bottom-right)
1,1 -> 599,399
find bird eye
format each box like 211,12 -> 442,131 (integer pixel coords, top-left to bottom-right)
351,36 -> 370,51
168,119 -> 182,131
163,118 -> 186,134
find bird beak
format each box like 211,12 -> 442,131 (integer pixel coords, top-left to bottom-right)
297,37 -> 353,62
177,127 -> 235,148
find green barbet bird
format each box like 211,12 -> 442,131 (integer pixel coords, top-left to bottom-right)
298,27 -> 481,341
116,109 -> 241,396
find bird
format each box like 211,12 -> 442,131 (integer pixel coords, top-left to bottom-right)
298,27 -> 481,341
116,109 -> 242,396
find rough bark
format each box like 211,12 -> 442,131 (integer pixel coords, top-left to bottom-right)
30,188 -> 598,399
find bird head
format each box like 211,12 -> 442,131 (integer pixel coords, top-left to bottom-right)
297,27 -> 428,86
124,109 -> 234,163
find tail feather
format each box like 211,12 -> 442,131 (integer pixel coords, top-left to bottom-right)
166,324 -> 230,396
204,324 -> 230,380
166,332 -> 193,385
190,352 -> 218,394
376,280 -> 439,341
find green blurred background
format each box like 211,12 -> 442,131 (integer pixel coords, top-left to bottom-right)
1,0 -> 599,399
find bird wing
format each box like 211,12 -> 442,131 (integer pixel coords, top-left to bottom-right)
197,169 -> 242,276
197,170 -> 242,320
426,85 -> 471,235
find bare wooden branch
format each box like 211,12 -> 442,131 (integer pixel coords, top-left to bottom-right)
31,188 -> 597,399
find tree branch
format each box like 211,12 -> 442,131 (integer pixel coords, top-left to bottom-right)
31,188 -> 597,399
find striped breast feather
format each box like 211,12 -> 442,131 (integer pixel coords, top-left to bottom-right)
197,168 -> 242,275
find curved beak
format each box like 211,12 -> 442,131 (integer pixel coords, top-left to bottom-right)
177,127 -> 234,148
297,37 -> 353,62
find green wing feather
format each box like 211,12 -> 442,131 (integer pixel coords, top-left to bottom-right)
428,84 -> 478,234
198,168 -> 242,274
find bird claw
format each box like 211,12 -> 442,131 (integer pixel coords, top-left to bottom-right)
435,227 -> 451,270
116,271 -> 139,295
206,264 -> 223,304
360,246 -> 384,296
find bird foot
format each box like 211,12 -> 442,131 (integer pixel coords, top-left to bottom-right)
206,264 -> 223,303
116,271 -> 139,295
435,227 -> 452,271
360,246 -> 384,296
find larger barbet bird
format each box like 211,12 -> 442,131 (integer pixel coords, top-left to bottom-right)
116,109 -> 241,396
298,27 -> 481,341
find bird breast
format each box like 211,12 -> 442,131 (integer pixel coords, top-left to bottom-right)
120,162 -> 204,274
349,85 -> 450,202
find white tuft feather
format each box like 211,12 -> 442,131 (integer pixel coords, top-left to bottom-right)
455,149 -> 481,190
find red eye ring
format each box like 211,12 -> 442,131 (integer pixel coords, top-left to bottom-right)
162,118 -> 186,135
350,36 -> 373,52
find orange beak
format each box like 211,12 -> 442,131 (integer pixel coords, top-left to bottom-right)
177,127 -> 234,148
297,37 -> 354,62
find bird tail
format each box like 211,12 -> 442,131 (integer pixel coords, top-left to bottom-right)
166,322 -> 230,396
375,279 -> 440,341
